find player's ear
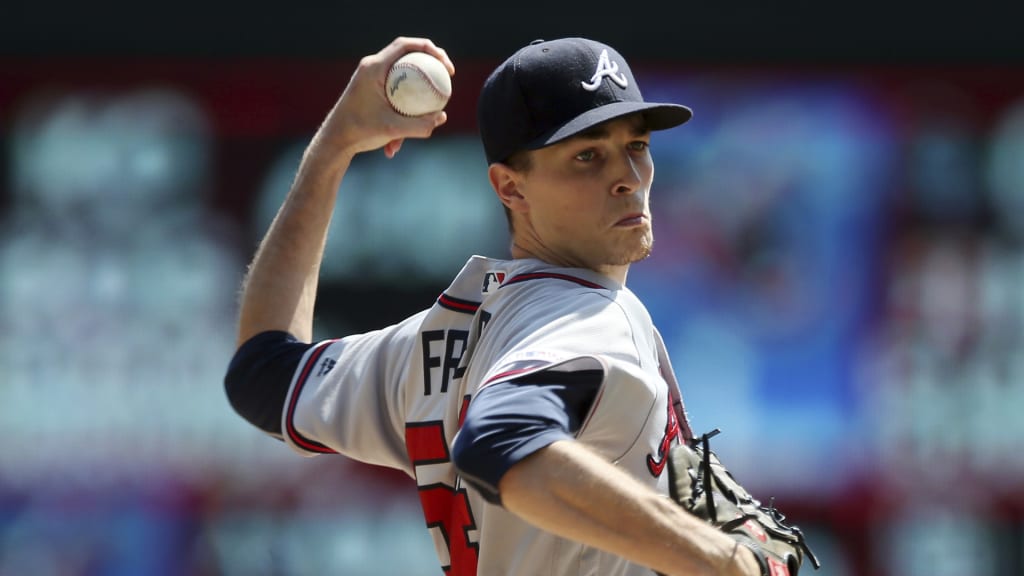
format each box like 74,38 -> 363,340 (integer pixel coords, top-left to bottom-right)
488,163 -> 529,214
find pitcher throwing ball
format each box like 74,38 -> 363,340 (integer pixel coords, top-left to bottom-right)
225,35 -> 818,576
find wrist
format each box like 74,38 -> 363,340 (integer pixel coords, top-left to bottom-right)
294,134 -> 359,192
307,130 -> 358,168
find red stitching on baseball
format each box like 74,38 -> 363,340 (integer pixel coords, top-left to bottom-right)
391,62 -> 447,114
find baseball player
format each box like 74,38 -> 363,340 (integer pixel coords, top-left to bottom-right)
225,36 -> 766,576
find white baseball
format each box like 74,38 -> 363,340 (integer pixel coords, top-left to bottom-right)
385,52 -> 452,117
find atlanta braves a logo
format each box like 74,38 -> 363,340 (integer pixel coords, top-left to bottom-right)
647,400 -> 681,477
581,49 -> 629,91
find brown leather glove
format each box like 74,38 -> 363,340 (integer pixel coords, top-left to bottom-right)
666,429 -> 821,576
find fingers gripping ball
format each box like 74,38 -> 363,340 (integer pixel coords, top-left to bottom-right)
385,52 -> 452,116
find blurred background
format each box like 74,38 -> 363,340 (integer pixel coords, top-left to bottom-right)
2,1 -> 1023,574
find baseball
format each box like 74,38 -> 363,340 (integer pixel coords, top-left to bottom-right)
385,52 -> 452,117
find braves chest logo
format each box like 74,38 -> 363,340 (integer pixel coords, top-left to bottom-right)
646,399 -> 680,476
581,49 -> 629,91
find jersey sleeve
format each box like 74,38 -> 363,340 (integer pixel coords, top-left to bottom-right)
480,291 -> 645,388
451,369 -> 603,504
463,288 -> 664,469
281,311 -> 427,473
224,330 -> 315,438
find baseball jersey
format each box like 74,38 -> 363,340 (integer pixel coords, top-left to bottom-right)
279,255 -> 688,576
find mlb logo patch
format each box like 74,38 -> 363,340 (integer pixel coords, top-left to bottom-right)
482,271 -> 506,293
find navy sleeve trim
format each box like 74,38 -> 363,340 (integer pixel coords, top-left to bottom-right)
451,369 -> 603,505
224,330 -> 313,437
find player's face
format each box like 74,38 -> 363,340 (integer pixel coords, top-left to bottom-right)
513,114 -> 655,274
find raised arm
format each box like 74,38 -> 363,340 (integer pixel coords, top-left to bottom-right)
235,37 -> 454,346
500,440 -> 761,576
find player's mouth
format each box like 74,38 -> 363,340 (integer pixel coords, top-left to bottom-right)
615,213 -> 648,227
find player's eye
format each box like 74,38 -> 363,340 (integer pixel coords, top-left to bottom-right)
628,140 -> 649,152
575,149 -> 597,162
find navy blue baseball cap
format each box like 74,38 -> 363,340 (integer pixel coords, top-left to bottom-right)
477,37 -> 693,165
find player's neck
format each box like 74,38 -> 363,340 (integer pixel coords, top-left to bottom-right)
509,242 -> 629,285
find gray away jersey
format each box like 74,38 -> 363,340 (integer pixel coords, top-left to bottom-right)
280,255 -> 690,576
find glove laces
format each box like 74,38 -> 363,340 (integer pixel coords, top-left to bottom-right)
696,428 -> 822,571
698,428 -> 722,523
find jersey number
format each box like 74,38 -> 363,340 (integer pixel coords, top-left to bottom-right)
406,421 -> 479,575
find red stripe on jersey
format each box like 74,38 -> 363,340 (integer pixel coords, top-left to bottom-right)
500,272 -> 605,290
457,395 -> 471,430
285,340 -> 339,454
437,293 -> 480,314
482,367 -> 537,386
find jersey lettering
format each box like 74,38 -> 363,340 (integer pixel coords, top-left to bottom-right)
406,421 -> 480,576
422,329 -> 469,395
442,330 -> 469,393
421,330 -> 445,395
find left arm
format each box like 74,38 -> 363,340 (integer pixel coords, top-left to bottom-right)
499,440 -> 759,576
452,375 -> 758,576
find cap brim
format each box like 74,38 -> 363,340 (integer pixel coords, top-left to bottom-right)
527,101 -> 693,150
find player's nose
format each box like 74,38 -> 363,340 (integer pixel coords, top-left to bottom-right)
611,150 -> 643,196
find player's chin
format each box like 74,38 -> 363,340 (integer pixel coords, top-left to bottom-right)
629,243 -> 654,263
607,234 -> 653,265
631,228 -> 654,260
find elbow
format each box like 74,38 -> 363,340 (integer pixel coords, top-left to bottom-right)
222,331 -> 303,436
223,351 -> 265,430
223,358 -> 250,421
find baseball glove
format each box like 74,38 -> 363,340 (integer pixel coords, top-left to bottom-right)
666,429 -> 820,576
